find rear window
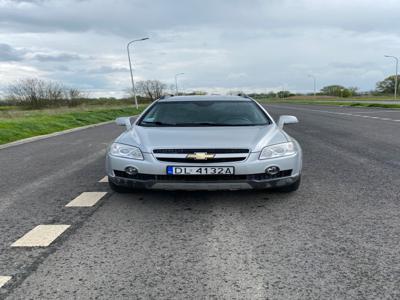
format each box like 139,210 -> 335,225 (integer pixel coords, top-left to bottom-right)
138,100 -> 271,127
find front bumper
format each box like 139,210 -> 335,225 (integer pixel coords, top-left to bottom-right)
106,149 -> 302,191
108,172 -> 300,191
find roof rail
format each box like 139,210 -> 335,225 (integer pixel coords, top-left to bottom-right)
236,92 -> 251,99
158,94 -> 174,100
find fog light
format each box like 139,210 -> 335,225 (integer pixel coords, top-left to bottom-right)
125,166 -> 138,175
266,166 -> 280,175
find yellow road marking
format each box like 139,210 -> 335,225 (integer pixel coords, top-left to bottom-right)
0,276 -> 12,288
11,225 -> 70,247
99,176 -> 108,183
66,192 -> 107,207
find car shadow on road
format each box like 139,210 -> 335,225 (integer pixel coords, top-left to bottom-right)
110,188 -> 299,210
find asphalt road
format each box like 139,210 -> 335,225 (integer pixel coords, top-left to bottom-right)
0,104 -> 399,299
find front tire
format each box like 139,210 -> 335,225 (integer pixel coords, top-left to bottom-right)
275,176 -> 301,193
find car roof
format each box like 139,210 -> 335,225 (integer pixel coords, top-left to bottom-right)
158,95 -> 252,102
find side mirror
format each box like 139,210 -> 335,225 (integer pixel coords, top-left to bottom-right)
115,117 -> 132,130
277,115 -> 298,129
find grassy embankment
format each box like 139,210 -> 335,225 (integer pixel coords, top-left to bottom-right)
0,104 -> 147,145
256,95 -> 400,109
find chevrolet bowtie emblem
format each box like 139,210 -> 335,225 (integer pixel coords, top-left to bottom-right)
186,152 -> 215,160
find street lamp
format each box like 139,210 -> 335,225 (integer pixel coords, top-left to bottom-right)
175,73 -> 184,95
308,74 -> 316,98
384,55 -> 399,100
127,37 -> 149,109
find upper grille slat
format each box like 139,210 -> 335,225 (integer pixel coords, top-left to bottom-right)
156,157 -> 245,163
153,148 -> 249,154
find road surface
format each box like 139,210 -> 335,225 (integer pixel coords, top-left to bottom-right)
0,104 -> 399,299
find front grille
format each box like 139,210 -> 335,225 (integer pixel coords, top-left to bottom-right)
156,157 -> 245,163
114,170 -> 292,181
153,148 -> 249,154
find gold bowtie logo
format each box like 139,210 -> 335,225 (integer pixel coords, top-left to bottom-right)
186,152 -> 215,160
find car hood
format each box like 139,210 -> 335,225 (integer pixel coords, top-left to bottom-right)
116,124 -> 288,153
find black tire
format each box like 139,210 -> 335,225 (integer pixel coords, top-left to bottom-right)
275,176 -> 301,193
108,179 -> 132,193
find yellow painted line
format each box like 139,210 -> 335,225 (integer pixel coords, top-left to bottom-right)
99,176 -> 108,183
11,225 -> 70,247
0,276 -> 12,288
65,192 -> 107,207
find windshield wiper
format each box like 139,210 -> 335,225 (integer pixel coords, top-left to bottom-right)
141,121 -> 176,126
174,122 -> 263,126
141,121 -> 266,127
174,122 -> 227,126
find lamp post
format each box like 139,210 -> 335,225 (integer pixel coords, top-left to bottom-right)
127,37 -> 149,109
175,73 -> 184,95
384,55 -> 399,100
308,74 -> 316,98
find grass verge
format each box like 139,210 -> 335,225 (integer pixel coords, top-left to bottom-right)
0,105 -> 147,145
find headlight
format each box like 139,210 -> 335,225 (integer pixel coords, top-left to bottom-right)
259,142 -> 296,160
109,143 -> 144,160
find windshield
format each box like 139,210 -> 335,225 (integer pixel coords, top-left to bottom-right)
138,100 -> 271,127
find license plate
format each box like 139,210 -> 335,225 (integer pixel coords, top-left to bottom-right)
167,166 -> 234,175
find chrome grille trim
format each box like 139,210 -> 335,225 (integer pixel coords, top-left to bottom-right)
153,148 -> 249,154
152,149 -> 250,163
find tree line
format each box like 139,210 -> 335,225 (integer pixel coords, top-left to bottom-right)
318,75 -> 399,97
6,78 -> 86,108
249,75 -> 400,98
3,74 -> 399,109
3,78 -> 199,109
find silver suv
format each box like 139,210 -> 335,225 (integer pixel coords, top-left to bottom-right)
106,95 -> 302,192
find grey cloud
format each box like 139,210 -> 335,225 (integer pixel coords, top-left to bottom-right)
328,62 -> 378,70
1,0 -> 400,37
88,66 -> 129,74
53,65 -> 70,71
0,0 -> 399,96
0,43 -> 25,61
32,53 -> 82,62
0,43 -> 83,63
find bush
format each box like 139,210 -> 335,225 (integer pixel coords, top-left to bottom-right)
320,85 -> 358,97
375,75 -> 400,94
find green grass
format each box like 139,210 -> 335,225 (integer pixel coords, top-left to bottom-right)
0,106 -> 18,111
0,105 -> 147,145
348,102 -> 400,108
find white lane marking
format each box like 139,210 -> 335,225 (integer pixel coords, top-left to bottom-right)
350,110 -> 400,114
66,192 -> 107,207
11,225 -> 70,247
266,104 -> 400,123
0,276 -> 12,288
99,176 -> 108,183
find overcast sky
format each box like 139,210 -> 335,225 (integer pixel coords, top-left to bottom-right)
1,0 -> 400,97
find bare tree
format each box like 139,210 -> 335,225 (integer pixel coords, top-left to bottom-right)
135,80 -> 167,101
65,88 -> 83,99
46,81 -> 64,101
7,78 -> 85,108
